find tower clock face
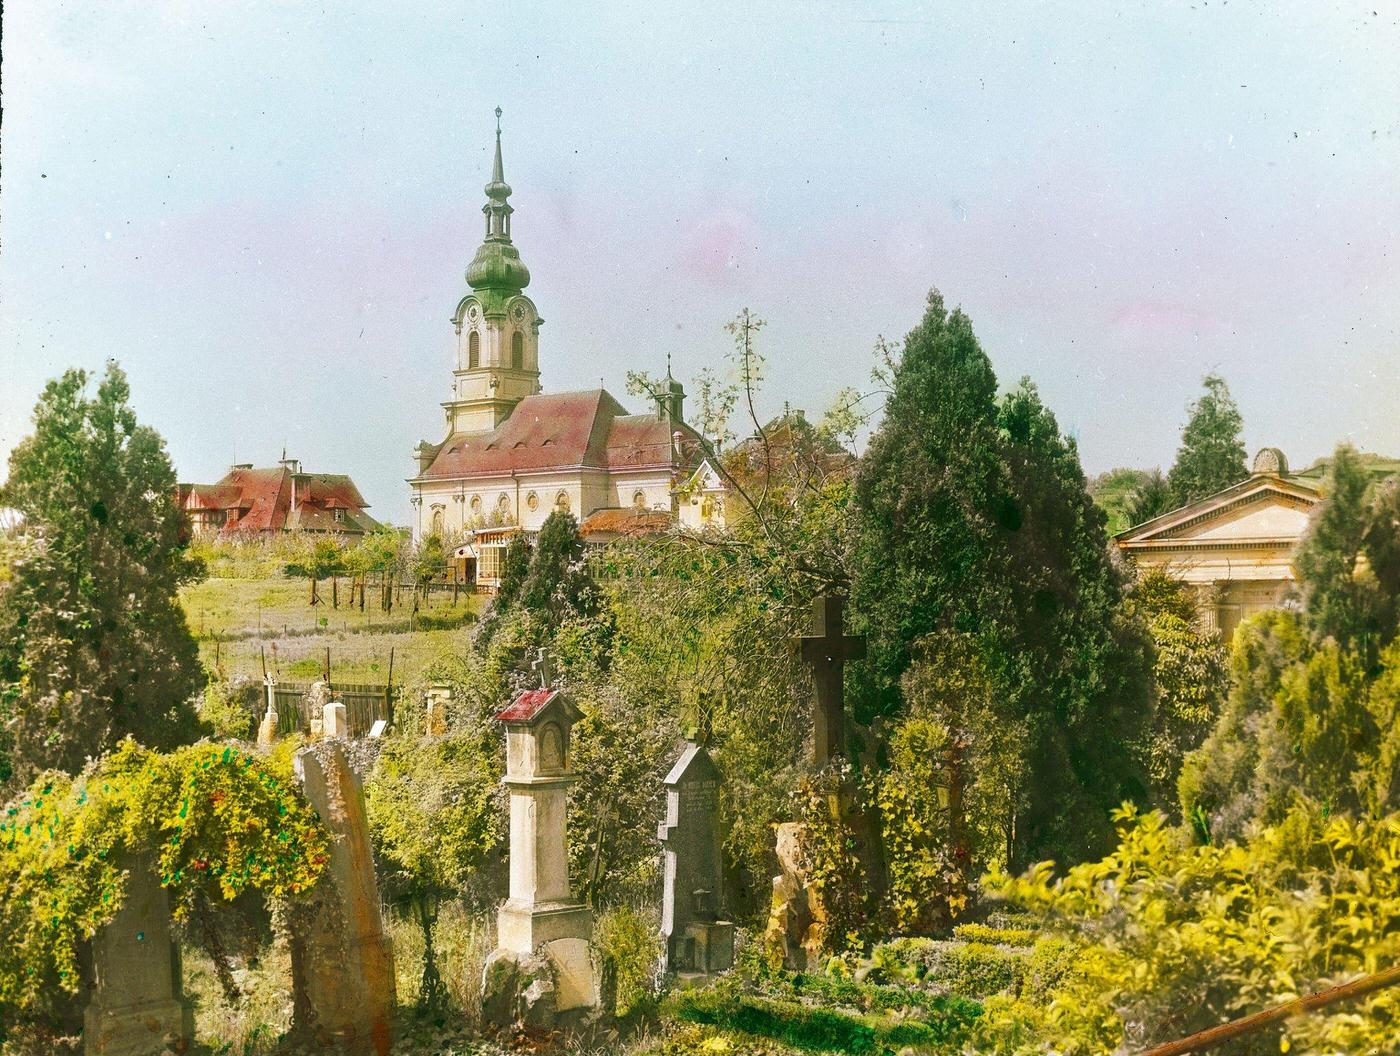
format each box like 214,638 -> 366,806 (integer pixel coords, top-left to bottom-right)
468,305 -> 479,322
511,303 -> 527,323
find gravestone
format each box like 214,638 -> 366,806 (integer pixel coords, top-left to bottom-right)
84,856 -> 193,1056
797,595 -> 866,765
368,718 -> 387,739
483,649 -> 598,1027
423,684 -> 450,736
257,672 -> 279,747
289,741 -> 395,1054
658,742 -> 733,977
323,701 -> 348,739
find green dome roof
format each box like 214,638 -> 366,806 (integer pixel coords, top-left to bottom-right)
467,240 -> 530,291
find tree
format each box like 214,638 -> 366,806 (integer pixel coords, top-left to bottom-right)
1166,373 -> 1248,506
1125,569 -> 1228,813
1,364 -> 204,787
851,290 -> 1008,722
1125,467 -> 1175,527
1087,467 -> 1151,535
994,379 -> 1153,863
1295,445 -> 1400,661
494,535 -> 532,610
520,510 -> 593,621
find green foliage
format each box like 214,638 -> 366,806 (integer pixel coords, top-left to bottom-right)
494,535 -> 532,610
1180,460 -> 1400,840
1086,467 -> 1151,535
595,904 -> 663,1017
950,923 -> 1036,947
0,739 -> 327,1013
1124,467 -> 1175,526
1295,444 -> 1400,659
365,732 -> 502,1010
1126,569 -> 1227,812
976,805 -> 1400,1055
852,295 -> 1152,870
670,975 -> 982,1054
199,678 -> 255,741
790,767 -> 872,955
0,364 -> 205,787
871,938 -> 1027,998
520,510 -> 588,617
1166,372 -> 1248,506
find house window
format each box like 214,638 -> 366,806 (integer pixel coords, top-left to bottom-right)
526,492 -> 539,512
633,490 -> 647,509
479,544 -> 504,583
498,493 -> 511,512
511,332 -> 524,369
470,494 -> 482,514
555,491 -> 570,513
469,330 -> 480,368
430,506 -> 445,536
333,508 -> 345,523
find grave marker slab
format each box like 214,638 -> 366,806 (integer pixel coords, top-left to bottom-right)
83,857 -> 193,1056
323,701 -> 348,739
658,742 -> 733,976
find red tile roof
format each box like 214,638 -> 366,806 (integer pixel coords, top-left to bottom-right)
418,389 -> 706,481
579,507 -> 672,539
178,464 -> 379,535
495,688 -> 559,723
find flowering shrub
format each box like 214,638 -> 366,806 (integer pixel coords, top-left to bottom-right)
972,804 -> 1400,1054
0,738 -> 327,1012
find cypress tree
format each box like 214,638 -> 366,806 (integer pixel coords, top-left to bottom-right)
1,364 -> 204,786
1166,373 -> 1248,506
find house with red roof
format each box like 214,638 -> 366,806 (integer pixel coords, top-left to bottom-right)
179,457 -> 381,538
408,117 -> 718,586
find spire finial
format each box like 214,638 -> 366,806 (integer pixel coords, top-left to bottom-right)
495,106 -> 502,135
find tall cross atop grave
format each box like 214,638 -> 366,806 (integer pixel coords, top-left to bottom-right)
532,646 -> 555,690
797,595 -> 866,765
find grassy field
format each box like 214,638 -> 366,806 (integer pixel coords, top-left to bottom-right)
180,572 -> 485,685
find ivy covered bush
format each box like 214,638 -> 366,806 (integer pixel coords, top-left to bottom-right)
0,738 -> 327,1016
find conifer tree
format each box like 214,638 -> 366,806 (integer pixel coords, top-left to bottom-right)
1125,467 -> 1175,526
1,364 -> 204,786
1166,373 -> 1248,506
853,293 -> 1152,866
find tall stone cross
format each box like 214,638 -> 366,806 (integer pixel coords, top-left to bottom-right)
797,595 -> 866,765
532,646 -> 555,690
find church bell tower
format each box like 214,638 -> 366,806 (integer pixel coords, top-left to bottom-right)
444,109 -> 543,434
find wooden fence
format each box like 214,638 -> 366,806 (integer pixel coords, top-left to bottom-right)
244,681 -> 396,738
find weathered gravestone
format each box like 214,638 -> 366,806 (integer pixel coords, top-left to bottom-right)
423,684 -> 450,737
658,742 -> 733,978
764,594 -> 877,971
306,680 -> 330,739
289,741 -> 395,1054
482,649 -> 598,1028
84,856 -> 194,1056
257,673 -> 279,748
322,701 -> 348,739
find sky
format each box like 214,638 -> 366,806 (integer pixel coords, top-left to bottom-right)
2,0 -> 1398,526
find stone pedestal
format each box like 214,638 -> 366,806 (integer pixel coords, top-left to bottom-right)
484,682 -> 598,1025
84,859 -> 193,1056
290,742 -> 395,1054
764,821 -> 823,971
424,684 -> 450,736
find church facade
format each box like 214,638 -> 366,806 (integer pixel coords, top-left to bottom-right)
408,117 -> 712,586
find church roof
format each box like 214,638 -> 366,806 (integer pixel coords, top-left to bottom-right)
418,389 -> 706,482
1115,471 -> 1322,550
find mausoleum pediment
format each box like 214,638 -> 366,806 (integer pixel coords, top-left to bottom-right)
1118,477 -> 1321,548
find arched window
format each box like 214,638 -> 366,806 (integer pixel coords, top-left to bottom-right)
526,492 -> 539,512
430,506 -> 445,536
511,331 -> 524,369
468,330 -> 480,368
633,490 -> 647,509
498,494 -> 511,512
555,491 -> 570,513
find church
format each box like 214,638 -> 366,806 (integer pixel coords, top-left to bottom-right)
408,115 -> 717,587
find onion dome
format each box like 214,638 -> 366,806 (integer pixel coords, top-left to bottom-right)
466,108 -> 531,293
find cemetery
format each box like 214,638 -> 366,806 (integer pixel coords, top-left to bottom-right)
4,9 -> 1400,1053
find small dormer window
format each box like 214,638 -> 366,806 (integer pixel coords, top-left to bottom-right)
542,438 -> 554,446
513,440 -> 527,448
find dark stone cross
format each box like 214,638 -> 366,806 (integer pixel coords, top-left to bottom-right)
797,595 -> 866,765
532,646 -> 555,690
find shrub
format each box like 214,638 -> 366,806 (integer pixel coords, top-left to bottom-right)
596,904 -> 663,1018
671,985 -> 877,1054
198,677 -> 255,741
871,938 -> 1027,997
951,923 -> 1035,948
